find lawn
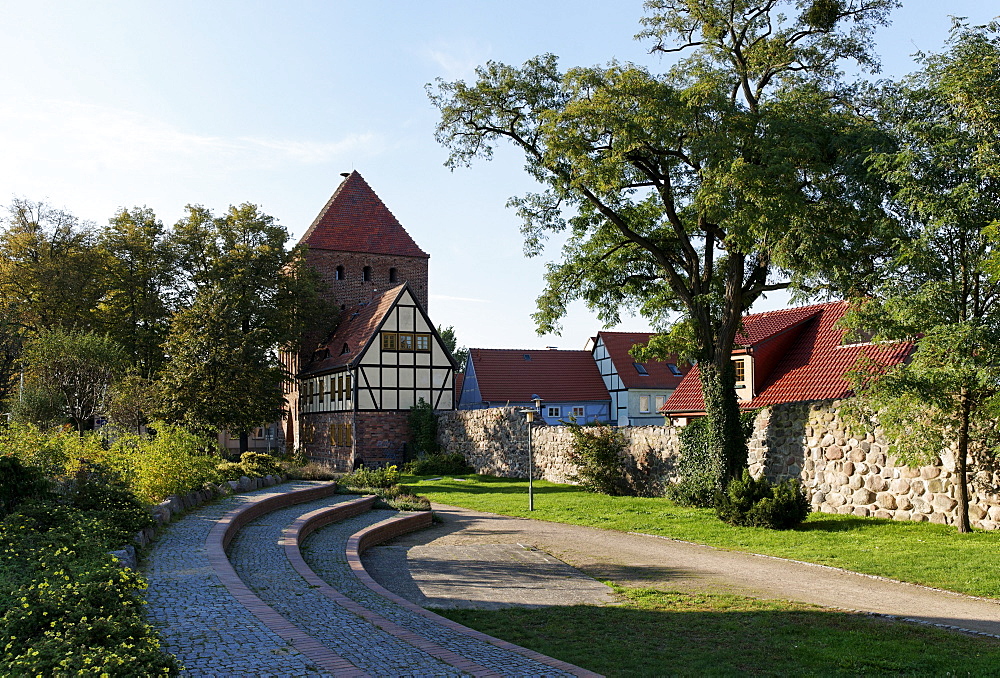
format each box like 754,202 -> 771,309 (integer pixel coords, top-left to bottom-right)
439,584 -> 1000,677
403,474 -> 1000,598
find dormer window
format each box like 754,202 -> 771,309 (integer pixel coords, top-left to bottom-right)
734,359 -> 745,384
335,265 -> 344,280
389,267 -> 398,283
634,363 -> 649,376
341,343 -> 350,355
362,266 -> 372,282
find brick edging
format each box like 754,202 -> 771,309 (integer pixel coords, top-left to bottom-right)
205,483 -> 370,677
347,514 -> 604,678
285,504 -> 501,677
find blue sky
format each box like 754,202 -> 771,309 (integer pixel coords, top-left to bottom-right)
0,1 -> 994,351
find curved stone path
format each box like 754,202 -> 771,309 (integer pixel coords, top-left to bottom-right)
143,483 -> 591,677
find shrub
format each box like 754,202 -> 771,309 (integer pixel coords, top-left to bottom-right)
667,411 -> 758,508
239,451 -> 282,478
216,461 -> 244,481
567,424 -> 628,495
404,453 -> 472,476
383,493 -> 431,511
408,398 -> 439,456
0,456 -> 50,518
283,461 -> 338,481
341,464 -> 400,490
715,469 -> 811,529
61,463 -> 155,542
0,423 -> 104,479
102,423 -> 221,503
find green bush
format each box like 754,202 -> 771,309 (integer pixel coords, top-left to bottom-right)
103,423 -> 221,503
239,451 -> 282,478
341,464 -> 400,490
567,424 -> 628,495
0,423 -> 104,479
408,398 -> 439,456
283,461 -> 338,481
0,456 -> 50,518
404,453 -> 472,476
216,461 -> 244,481
383,493 -> 431,511
715,469 -> 811,529
61,464 -> 155,544
667,411 -> 758,507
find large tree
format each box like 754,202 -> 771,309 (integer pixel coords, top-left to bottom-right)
844,20 -> 1000,533
430,0 -> 897,489
0,199 -> 106,333
96,206 -> 179,377
160,203 -> 330,451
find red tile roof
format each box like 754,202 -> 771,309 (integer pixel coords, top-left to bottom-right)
469,348 -> 610,403
454,373 -> 465,399
299,171 -> 429,258
596,331 -> 689,389
300,284 -> 406,375
662,302 -> 913,414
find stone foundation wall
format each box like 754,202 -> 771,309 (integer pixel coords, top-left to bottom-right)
440,402 -> 1000,530
302,410 -> 411,472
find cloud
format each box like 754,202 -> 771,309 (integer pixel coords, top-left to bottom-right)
0,97 -> 385,181
423,39 -> 491,80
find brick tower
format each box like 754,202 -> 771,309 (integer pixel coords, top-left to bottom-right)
282,172 -> 447,463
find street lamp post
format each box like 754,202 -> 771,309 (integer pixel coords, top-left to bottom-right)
520,394 -> 543,511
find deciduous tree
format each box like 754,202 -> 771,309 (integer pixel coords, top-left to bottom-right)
845,20 -> 1000,533
430,0 -> 897,491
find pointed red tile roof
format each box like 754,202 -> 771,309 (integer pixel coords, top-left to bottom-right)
661,302 -> 913,414
596,331 -> 689,389
469,348 -> 610,403
299,171 -> 429,258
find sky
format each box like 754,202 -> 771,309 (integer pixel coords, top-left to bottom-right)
0,1 -> 995,352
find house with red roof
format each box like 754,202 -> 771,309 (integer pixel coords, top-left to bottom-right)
458,348 -> 611,425
282,172 -> 456,470
587,331 -> 690,426
660,301 -> 913,422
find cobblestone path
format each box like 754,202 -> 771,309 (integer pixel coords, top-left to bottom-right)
145,483 -> 582,677
302,512 -> 576,677
229,498 -> 464,677
144,482 -> 332,677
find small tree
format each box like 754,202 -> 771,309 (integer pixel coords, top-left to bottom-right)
18,328 -> 125,431
436,324 -> 468,370
567,423 -> 628,495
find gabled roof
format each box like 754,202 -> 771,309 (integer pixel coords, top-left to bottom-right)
299,171 -> 429,258
596,331 -> 689,389
662,301 -> 913,414
300,284 -> 406,375
468,348 -> 610,403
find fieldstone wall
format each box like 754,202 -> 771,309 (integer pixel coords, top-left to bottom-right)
440,402 -> 1000,530
437,407 -> 680,484
748,400 -> 1000,530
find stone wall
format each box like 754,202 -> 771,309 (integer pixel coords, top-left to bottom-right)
437,407 -> 680,484
439,402 -> 1000,530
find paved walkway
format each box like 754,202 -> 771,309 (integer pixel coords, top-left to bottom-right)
144,484 -> 586,677
363,503 -> 1000,638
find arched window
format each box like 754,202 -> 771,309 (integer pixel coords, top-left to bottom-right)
335,265 -> 344,280
389,267 -> 398,283
362,266 -> 372,282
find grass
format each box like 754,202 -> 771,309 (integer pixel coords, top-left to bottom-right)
403,474 -> 1000,598
438,584 -> 1000,677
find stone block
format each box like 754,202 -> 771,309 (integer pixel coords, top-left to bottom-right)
820,504 -> 837,514
849,475 -> 864,491
933,494 -> 958,512
825,446 -> 844,460
889,478 -> 910,494
836,505 -> 853,514
989,505 -> 1000,522
865,476 -> 886,492
921,466 -> 941,479
901,466 -> 921,479
893,511 -> 911,522
826,492 -> 846,508
911,497 -> 931,514
109,545 -> 137,570
166,495 -> 183,515
853,506 -> 870,517
812,491 -> 827,505
969,505 -> 988,521
852,488 -> 875,505
910,480 -> 925,496
850,449 -> 867,462
929,512 -> 948,524
152,503 -> 171,524
926,479 -> 944,493
874,509 -> 891,520
979,520 -> 997,531
228,480 -> 240,492
896,495 -> 913,511
842,461 -> 854,476
911,513 -> 928,522
876,492 -> 897,510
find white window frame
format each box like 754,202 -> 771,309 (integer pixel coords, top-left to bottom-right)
547,406 -> 561,418
639,395 -> 650,413
572,406 -> 585,418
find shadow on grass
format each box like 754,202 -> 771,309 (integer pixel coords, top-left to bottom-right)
439,602 -> 1000,677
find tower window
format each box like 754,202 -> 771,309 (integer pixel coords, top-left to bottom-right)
362,266 -> 372,282
335,265 -> 344,280
389,267 -> 398,283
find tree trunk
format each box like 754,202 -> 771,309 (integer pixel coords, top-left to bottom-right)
698,359 -> 748,492
239,431 -> 249,455
955,390 -> 972,533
